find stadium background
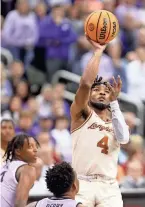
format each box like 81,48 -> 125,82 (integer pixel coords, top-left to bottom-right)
1,0 -> 145,206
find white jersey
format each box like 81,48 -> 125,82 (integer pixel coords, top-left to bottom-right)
72,111 -> 120,179
36,197 -> 81,207
0,160 -> 27,207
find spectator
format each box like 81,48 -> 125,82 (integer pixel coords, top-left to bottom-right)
35,2 -> 48,20
0,119 -> 15,164
1,62 -> 13,112
37,132 -> 55,166
51,115 -> 72,162
137,26 -> 145,47
38,2 -> 77,82
9,60 -> 27,93
107,38 -> 128,93
115,0 -> 139,27
81,48 -> 114,81
27,97 -> 39,121
15,110 -> 37,137
53,83 -> 70,116
36,84 -> 53,117
103,0 -> 115,13
123,112 -> 141,134
52,99 -> 66,117
119,13 -> 137,56
37,116 -> 54,133
2,0 -> 38,66
30,2 -> 48,75
2,96 -> 22,123
16,80 -> 30,104
126,46 -> 145,101
120,160 -> 145,189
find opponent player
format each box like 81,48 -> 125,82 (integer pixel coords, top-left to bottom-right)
26,162 -> 84,207
0,133 -> 43,207
71,37 -> 130,207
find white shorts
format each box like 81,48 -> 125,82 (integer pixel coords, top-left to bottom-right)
76,176 -> 123,207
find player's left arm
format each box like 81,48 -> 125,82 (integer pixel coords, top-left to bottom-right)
107,76 -> 130,144
15,165 -> 37,207
26,202 -> 37,207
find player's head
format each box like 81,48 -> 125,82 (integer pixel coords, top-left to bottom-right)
45,162 -> 79,198
4,133 -> 40,163
90,76 -> 111,111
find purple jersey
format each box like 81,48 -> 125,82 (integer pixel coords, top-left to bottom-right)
0,160 -> 27,207
36,197 -> 81,207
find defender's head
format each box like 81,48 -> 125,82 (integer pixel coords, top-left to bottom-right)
45,162 -> 79,198
90,76 -> 111,111
4,133 -> 40,163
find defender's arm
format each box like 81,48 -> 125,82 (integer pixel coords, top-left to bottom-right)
15,165 -> 36,207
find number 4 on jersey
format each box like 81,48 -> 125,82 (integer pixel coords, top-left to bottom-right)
97,136 -> 109,154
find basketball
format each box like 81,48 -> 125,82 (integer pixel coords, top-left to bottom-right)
85,10 -> 119,44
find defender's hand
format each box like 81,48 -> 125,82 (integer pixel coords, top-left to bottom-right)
107,76 -> 122,102
85,34 -> 106,52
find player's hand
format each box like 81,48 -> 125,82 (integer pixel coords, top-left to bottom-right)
106,76 -> 122,102
85,33 -> 106,52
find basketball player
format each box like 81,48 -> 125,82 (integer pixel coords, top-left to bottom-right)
26,162 -> 84,207
71,37 -> 130,207
0,133 -> 43,207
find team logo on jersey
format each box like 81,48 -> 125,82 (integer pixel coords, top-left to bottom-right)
88,122 -> 113,133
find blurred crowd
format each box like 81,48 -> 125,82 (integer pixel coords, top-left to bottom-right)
1,0 -> 145,193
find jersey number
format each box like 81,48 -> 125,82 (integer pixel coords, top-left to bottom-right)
97,136 -> 109,154
0,171 -> 7,182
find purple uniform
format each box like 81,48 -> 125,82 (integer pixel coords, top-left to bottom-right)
0,160 -> 27,207
36,197 -> 82,207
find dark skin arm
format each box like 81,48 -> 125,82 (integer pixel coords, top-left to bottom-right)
15,165 -> 37,207
70,37 -> 106,131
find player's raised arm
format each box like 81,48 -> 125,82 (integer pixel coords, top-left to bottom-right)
71,37 -> 106,119
15,165 -> 37,207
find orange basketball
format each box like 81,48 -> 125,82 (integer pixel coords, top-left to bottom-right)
85,10 -> 119,44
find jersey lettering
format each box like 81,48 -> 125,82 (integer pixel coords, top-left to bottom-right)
46,204 -> 63,207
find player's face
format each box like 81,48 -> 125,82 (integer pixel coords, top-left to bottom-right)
17,138 -> 38,163
90,84 -> 110,109
1,121 -> 15,142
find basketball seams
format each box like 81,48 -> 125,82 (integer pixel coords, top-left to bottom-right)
105,12 -> 111,42
96,12 -> 102,43
85,10 -> 119,44
86,11 -> 96,37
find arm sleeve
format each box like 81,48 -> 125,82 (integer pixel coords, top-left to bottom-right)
110,100 -> 130,144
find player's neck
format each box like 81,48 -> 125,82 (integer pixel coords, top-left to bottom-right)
63,192 -> 75,200
1,140 -> 8,151
94,108 -> 110,122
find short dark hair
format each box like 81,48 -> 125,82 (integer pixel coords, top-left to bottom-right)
1,119 -> 15,127
3,133 -> 40,162
91,76 -> 108,90
45,162 -> 75,197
